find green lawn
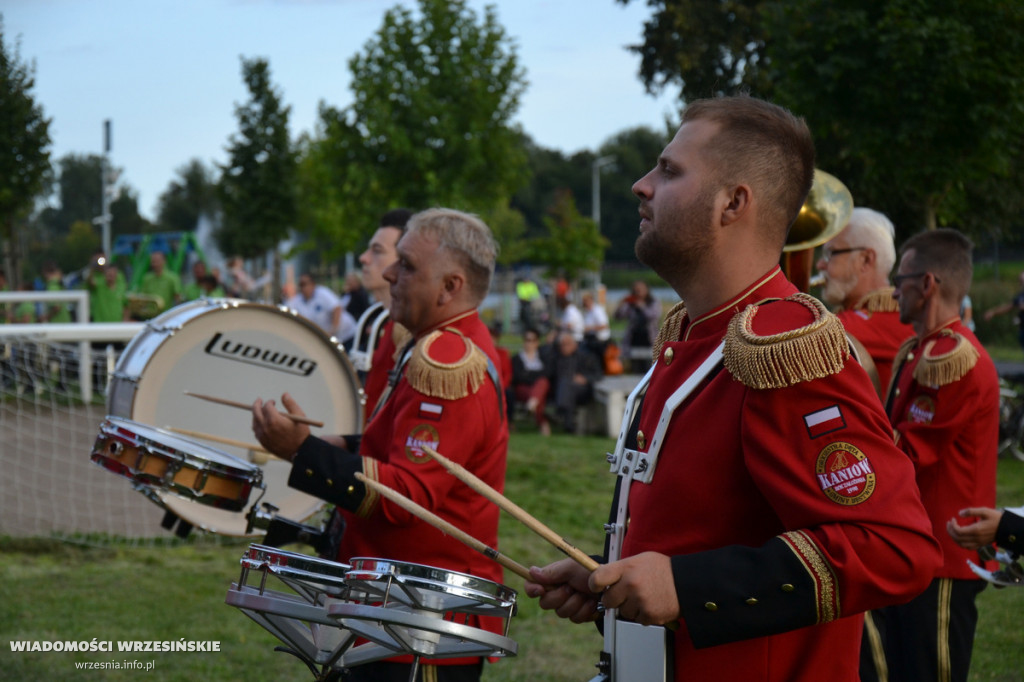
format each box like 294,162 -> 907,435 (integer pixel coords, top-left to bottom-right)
2,432 -> 1023,681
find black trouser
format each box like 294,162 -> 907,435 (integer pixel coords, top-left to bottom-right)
860,577 -> 985,682
339,661 -> 483,682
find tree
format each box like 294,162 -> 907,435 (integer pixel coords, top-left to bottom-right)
616,0 -> 770,101
527,190 -> 609,283
0,18 -> 52,283
157,159 -> 219,233
766,0 -> 1024,235
618,0 -> 1024,240
217,57 -> 296,299
303,0 -> 528,252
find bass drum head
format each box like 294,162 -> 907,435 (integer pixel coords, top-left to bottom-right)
107,299 -> 363,536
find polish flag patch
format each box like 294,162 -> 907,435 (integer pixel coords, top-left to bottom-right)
804,405 -> 846,439
418,402 -> 444,421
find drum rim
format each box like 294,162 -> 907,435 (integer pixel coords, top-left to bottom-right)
103,299 -> 365,536
243,544 -> 351,583
346,557 -> 517,608
98,415 -> 261,475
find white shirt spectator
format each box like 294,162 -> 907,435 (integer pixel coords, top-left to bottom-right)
559,302 -> 585,342
582,298 -> 611,342
288,277 -> 342,336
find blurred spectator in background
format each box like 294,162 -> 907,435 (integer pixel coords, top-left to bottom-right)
961,295 -> 975,331
511,327 -> 552,436
139,251 -> 182,316
89,263 -> 128,322
41,261 -> 71,323
183,260 -> 213,301
548,331 -> 603,433
516,276 -> 545,333
225,256 -> 257,299
287,272 -> 343,337
581,291 -> 611,360
198,274 -> 226,299
614,280 -> 660,372
554,280 -> 584,342
984,271 -> 1024,353
13,282 -> 37,323
342,272 -> 371,321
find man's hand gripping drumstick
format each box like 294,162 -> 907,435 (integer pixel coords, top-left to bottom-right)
422,445 -> 681,627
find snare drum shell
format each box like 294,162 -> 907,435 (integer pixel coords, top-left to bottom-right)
106,299 -> 364,534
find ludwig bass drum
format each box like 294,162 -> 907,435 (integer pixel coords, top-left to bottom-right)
107,298 -> 364,536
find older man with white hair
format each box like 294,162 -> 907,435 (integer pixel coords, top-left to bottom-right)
816,207 -> 914,395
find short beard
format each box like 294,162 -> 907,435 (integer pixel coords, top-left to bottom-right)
821,272 -> 858,308
635,190 -> 716,290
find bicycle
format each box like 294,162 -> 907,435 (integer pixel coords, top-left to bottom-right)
998,374 -> 1024,461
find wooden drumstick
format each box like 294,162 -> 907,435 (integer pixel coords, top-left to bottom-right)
422,446 -> 599,573
354,473 -> 530,581
183,391 -> 325,428
163,426 -> 278,458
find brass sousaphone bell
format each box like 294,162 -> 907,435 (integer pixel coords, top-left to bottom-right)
781,170 -> 881,395
781,169 -> 853,293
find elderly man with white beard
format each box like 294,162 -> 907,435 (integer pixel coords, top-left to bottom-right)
815,207 -> 914,397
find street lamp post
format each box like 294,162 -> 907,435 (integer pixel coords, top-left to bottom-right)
591,155 -> 616,295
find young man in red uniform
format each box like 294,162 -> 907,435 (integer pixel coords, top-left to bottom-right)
524,95 -> 941,682
355,208 -> 413,417
253,208 -> 508,682
880,228 -> 999,682
815,207 -> 914,397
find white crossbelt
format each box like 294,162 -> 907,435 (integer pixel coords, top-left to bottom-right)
596,341 -> 725,682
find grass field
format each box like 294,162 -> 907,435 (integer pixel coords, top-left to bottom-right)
2,431 -> 1024,681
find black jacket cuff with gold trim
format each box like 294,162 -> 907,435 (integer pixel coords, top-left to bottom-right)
996,510 -> 1024,556
288,436 -> 365,512
672,537 -> 819,648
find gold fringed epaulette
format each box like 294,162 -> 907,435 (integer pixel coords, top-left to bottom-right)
854,287 -> 900,313
724,293 -> 850,389
404,327 -> 489,400
390,323 -> 413,364
652,300 -> 688,362
886,336 -> 918,397
913,329 -> 979,387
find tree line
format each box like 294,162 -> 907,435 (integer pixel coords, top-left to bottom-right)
3,0 -> 1022,291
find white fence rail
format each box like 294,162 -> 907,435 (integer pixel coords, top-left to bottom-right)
0,290 -> 143,400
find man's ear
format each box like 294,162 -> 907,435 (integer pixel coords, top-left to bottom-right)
438,272 -> 466,305
720,184 -> 752,227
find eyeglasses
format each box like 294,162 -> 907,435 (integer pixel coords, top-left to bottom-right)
523,336 -> 539,343
821,247 -> 866,263
892,272 -> 941,287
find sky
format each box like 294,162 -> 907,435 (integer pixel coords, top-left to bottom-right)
4,0 -> 681,221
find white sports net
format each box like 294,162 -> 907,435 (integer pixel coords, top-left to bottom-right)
0,336 -> 171,541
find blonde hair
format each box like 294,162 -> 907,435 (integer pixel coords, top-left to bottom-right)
406,208 -> 498,302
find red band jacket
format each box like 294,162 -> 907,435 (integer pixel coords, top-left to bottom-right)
288,310 -> 509,662
887,318 -> 999,579
620,267 -> 940,682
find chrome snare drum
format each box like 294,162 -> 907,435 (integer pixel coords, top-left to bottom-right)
225,544 -> 395,674
106,299 -> 363,535
329,558 -> 518,661
91,416 -> 263,511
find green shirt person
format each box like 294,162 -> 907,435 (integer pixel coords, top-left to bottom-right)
42,262 -> 72,323
139,252 -> 182,316
88,266 -> 128,322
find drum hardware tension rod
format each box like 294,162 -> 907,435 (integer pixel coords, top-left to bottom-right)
354,473 -> 531,580
183,391 -> 325,428
423,446 -> 600,573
